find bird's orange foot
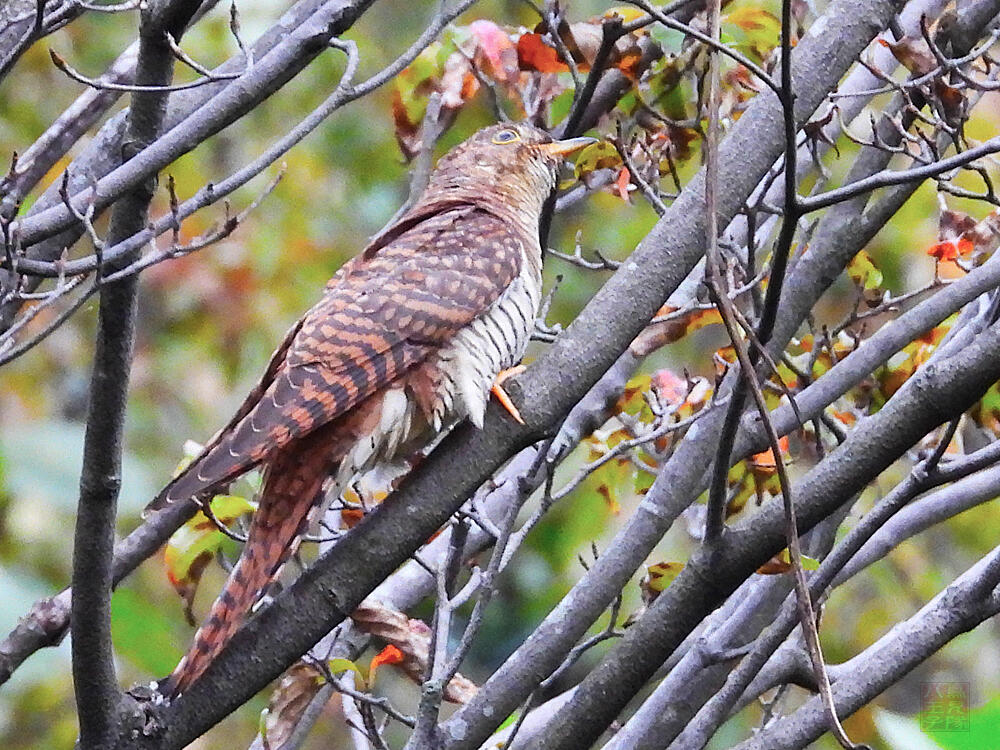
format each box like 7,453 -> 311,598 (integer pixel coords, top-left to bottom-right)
492,365 -> 526,425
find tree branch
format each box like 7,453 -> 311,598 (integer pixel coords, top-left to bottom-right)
0,0 -> 84,83
518,318 -> 1000,750
0,40 -> 137,221
733,546 -> 1000,750
0,0 -> 379,330
71,2 -> 204,747
799,136 -> 1000,213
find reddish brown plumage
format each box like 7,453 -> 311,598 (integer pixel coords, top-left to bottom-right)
163,396 -> 383,696
153,123 -> 593,697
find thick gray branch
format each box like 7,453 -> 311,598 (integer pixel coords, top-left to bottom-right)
519,317 -> 1000,750
734,547 -> 1000,750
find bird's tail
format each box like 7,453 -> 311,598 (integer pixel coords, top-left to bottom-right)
162,426 -> 337,698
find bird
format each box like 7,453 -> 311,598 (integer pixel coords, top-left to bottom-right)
149,122 -> 595,698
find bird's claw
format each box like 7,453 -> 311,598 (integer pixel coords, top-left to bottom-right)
492,365 -> 527,425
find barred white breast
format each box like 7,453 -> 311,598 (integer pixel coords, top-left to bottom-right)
430,242 -> 543,430
332,241 -> 542,489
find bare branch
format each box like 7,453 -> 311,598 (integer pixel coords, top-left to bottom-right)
800,136 -> 1000,212
71,3 -> 205,746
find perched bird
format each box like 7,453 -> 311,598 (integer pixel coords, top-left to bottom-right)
150,122 -> 595,697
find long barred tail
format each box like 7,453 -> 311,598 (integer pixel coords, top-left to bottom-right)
163,427 -> 338,698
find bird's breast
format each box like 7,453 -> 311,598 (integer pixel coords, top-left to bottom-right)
326,246 -> 542,492
429,249 -> 543,430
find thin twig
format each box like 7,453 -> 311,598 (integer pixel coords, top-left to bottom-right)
627,0 -> 781,95
50,47 -> 242,92
800,136 -> 1000,212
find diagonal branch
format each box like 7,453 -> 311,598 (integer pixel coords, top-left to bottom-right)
0,0 -> 380,330
97,1 -> 905,747
518,317 -> 1000,750
798,136 -> 1000,212
733,545 -> 1000,750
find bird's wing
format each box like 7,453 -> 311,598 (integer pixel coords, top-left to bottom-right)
150,206 -> 525,508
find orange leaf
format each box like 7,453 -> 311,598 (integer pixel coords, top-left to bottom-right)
369,644 -> 404,683
340,507 -> 365,528
833,410 -> 856,427
615,49 -> 643,79
751,436 -> 790,474
757,554 -> 791,575
616,167 -> 631,201
684,307 -> 724,333
596,483 -> 622,514
927,241 -> 959,261
517,33 -> 568,73
757,549 -> 820,574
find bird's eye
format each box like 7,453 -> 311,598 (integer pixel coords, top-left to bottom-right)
491,129 -> 521,145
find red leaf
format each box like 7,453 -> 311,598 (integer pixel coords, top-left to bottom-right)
517,33 -> 568,72
469,20 -> 519,83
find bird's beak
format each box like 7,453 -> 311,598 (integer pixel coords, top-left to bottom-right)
538,136 -> 598,157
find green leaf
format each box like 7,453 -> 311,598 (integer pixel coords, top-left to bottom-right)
163,494 -> 255,619
574,142 -> 622,179
645,561 -> 684,593
549,89 -> 574,125
847,249 -> 885,290
800,554 -> 820,571
328,657 -> 367,689
723,7 -> 781,63
496,710 -> 520,732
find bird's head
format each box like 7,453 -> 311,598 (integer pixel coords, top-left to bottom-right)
424,123 -> 596,226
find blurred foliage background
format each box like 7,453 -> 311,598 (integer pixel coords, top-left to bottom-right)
2,1 -> 1000,748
